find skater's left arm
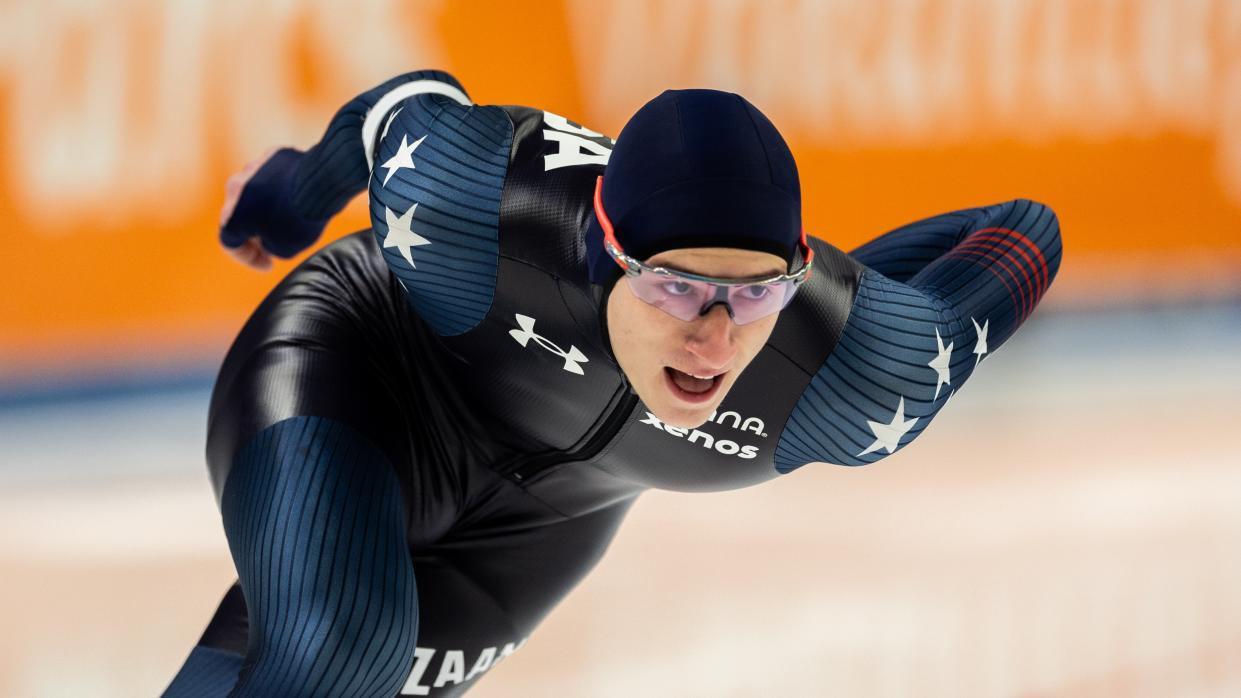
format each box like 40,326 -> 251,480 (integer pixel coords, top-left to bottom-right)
774,199 -> 1062,471
217,70 -> 470,269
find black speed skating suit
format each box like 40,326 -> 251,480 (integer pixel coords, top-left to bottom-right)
164,70 -> 1062,697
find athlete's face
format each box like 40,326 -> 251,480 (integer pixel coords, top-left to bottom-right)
606,247 -> 787,429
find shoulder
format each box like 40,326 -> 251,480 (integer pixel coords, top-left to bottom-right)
772,265 -> 962,471
368,93 -> 614,335
369,90 -> 515,335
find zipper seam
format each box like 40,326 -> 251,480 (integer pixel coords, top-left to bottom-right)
504,385 -> 638,482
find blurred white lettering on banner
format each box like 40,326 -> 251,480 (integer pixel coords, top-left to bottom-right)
3,0 -> 1241,225
1,0 -> 444,231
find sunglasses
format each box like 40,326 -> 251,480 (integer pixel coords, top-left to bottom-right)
593,176 -> 814,325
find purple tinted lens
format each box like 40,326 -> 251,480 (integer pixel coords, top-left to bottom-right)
726,281 -> 795,324
625,274 -> 714,322
625,273 -> 800,324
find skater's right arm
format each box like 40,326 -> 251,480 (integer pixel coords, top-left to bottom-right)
218,69 -> 470,269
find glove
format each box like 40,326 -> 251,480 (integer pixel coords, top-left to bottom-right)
219,148 -> 328,259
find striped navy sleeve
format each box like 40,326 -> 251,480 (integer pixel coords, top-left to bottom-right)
234,68 -> 511,336
774,199 -> 1062,471
219,71 -> 472,259
365,87 -> 512,336
847,204 -> 1007,283
290,69 -> 470,221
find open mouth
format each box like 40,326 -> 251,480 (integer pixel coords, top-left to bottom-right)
664,367 -> 725,404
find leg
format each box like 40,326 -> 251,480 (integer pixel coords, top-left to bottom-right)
167,477 -> 636,698
164,417 -> 418,697
167,234 -> 430,696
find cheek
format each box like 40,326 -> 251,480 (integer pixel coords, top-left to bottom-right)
610,289 -> 672,371
735,318 -> 778,362
633,319 -> 681,373
619,293 -> 679,344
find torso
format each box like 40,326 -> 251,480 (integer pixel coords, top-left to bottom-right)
363,102 -> 862,516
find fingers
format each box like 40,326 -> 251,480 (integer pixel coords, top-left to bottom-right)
220,173 -> 247,226
225,237 -> 273,271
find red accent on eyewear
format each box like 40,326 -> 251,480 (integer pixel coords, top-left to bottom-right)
799,227 -> 815,279
594,176 -> 628,270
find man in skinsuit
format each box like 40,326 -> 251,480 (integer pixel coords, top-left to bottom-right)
164,70 -> 1062,696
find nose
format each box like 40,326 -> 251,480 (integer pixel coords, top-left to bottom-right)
683,304 -> 736,370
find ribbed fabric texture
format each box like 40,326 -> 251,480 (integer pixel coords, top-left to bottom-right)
775,199 -> 1062,471
168,416 -> 419,697
292,70 -> 467,222
368,93 -> 511,336
848,202 -> 1010,283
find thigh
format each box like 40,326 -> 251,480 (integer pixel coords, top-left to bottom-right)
182,495 -> 635,698
174,236 -> 432,696
190,234 -> 634,696
168,415 -> 420,698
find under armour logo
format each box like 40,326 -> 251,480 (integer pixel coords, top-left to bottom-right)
508,313 -> 589,375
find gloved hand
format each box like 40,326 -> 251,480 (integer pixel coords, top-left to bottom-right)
219,147 -> 328,270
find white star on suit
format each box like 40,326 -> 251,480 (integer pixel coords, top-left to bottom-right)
858,397 -> 918,457
972,317 -> 990,366
929,327 -> 953,399
381,133 -> 426,186
383,203 -> 431,268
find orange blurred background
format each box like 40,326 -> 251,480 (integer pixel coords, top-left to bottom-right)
2,2 -> 1240,697
3,0 -> 1239,381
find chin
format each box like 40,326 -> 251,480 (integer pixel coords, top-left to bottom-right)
654,410 -> 713,430
646,394 -> 727,430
